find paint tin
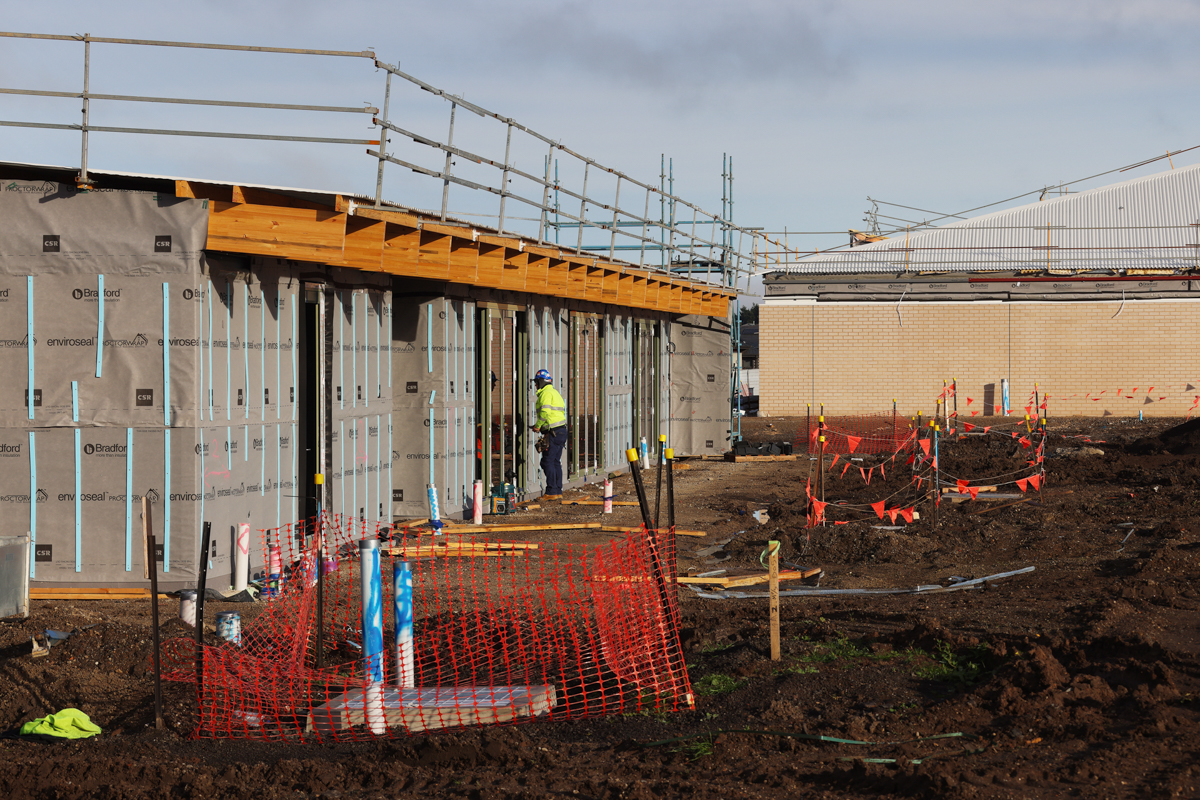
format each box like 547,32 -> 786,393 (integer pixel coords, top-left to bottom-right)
216,611 -> 241,645
179,590 -> 197,627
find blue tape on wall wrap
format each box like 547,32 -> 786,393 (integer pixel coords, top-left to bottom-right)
208,279 -> 214,421
27,276 -> 34,421
164,427 -> 171,571
28,431 -> 36,578
352,292 -> 358,410
95,274 -> 104,378
125,428 -> 133,571
162,283 -> 171,426
226,281 -> 232,421
243,283 -> 249,420
74,428 -> 81,573
339,290 -> 345,411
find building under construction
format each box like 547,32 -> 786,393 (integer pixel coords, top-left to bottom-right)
0,33 -> 760,590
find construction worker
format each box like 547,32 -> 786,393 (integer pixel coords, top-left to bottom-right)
530,368 -> 567,500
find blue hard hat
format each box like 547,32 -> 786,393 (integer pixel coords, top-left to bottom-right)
534,369 -> 552,382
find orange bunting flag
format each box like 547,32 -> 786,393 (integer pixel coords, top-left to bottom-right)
983,426 -> 991,434
880,462 -> 886,479
905,455 -> 916,466
932,457 -> 938,470
1012,432 -> 1019,439
1019,436 -> 1032,449
900,508 -> 914,523
970,411 -> 979,417
830,454 -> 840,469
805,477 -> 811,498
919,439 -> 931,456
1148,386 -> 1154,393
860,467 -> 867,483
1024,405 -> 1032,415
887,509 -> 899,524
1040,402 -> 1047,410
841,462 -> 851,477
967,397 -> 974,405
1016,478 -> 1028,492
845,435 -> 862,454
968,487 -> 980,500
956,479 -> 969,493
1131,386 -> 1138,393
811,500 -> 827,521
866,467 -> 874,485
964,423 -> 975,432
1029,474 -> 1042,490
872,500 -> 886,519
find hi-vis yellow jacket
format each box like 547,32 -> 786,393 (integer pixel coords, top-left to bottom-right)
535,384 -> 567,430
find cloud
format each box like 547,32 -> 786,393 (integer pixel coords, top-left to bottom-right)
503,0 -> 852,95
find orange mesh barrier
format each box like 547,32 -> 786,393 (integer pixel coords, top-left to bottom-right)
163,514 -> 691,741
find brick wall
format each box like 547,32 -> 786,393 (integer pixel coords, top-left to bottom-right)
761,299 -> 1200,417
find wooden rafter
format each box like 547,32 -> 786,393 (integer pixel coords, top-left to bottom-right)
176,182 -> 735,315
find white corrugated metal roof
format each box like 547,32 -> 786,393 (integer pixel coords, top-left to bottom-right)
781,163 -> 1200,274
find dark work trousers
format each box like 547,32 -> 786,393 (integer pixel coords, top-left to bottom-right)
540,425 -> 569,495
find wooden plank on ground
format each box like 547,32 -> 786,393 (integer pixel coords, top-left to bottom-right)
724,454 -> 798,463
561,500 -> 641,506
307,685 -> 556,735
943,492 -> 1025,503
677,568 -> 821,588
427,522 -> 603,533
599,526 -> 707,538
31,589 -> 169,600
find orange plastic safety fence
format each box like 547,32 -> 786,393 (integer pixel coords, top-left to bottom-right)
163,515 -> 691,741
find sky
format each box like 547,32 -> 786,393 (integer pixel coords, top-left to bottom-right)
2,0 -> 1199,298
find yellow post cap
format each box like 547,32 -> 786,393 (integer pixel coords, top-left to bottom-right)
659,434 -> 666,442
314,473 -> 324,485
818,435 -> 825,442
626,448 -> 639,463
665,448 -> 674,459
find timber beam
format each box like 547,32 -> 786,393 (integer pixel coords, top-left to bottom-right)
178,182 -> 735,315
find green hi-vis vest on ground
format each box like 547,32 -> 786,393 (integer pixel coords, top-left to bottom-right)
20,708 -> 102,739
536,384 -> 567,430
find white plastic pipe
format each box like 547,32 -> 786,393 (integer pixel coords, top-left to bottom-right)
233,522 -> 250,592
472,479 -> 484,525
393,560 -> 414,688
179,590 -> 196,627
603,479 -> 613,514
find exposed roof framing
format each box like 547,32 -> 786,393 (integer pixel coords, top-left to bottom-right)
176,179 -> 732,317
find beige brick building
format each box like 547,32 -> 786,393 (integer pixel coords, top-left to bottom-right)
761,297 -> 1200,418
761,164 -> 1200,419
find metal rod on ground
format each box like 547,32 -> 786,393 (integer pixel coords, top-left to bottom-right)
953,378 -> 958,422
626,447 -> 655,531
654,434 -> 666,529
818,432 -> 826,526
892,399 -> 896,446
768,540 -> 780,661
933,423 -> 941,526
315,473 -> 324,670
195,520 -> 211,702
626,448 -> 681,678
665,448 -> 676,530
142,496 -> 163,730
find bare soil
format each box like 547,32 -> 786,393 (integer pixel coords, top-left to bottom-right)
3,415 -> 1200,799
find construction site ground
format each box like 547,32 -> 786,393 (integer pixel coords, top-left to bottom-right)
2,414 -> 1200,799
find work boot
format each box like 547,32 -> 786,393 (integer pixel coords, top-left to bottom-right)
542,494 -> 563,501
